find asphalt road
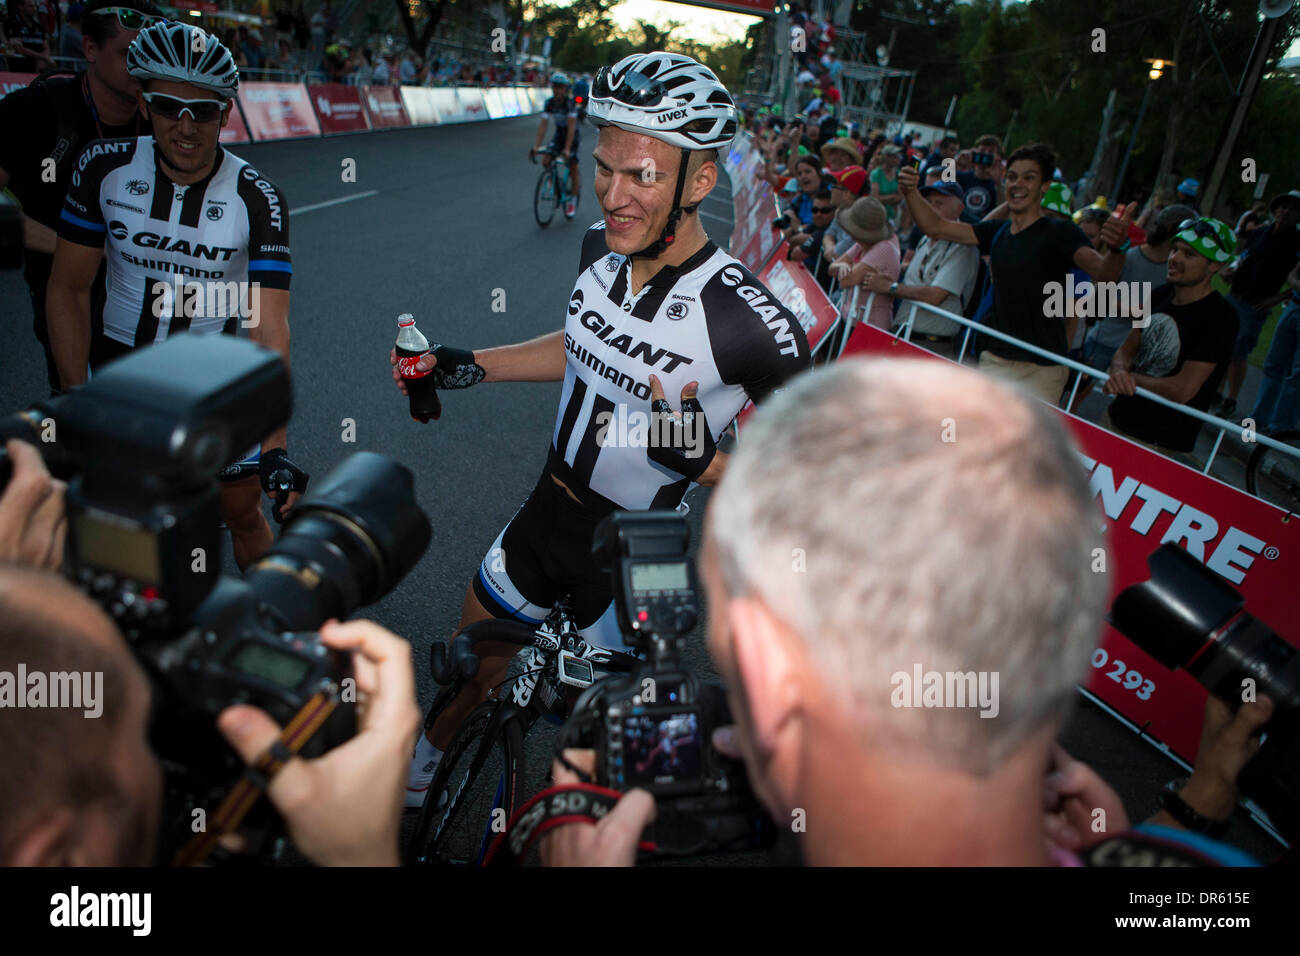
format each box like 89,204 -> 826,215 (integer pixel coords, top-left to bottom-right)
0,116 -> 1282,863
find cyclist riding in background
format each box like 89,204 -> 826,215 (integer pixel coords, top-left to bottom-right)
531,71 -> 581,219
45,20 -> 307,570
392,51 -> 812,806
572,73 -> 590,121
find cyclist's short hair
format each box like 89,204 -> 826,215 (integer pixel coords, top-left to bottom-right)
82,0 -> 163,47
707,359 -> 1106,776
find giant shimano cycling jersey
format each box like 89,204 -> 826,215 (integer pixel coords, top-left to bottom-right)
57,135 -> 292,345
548,222 -> 811,511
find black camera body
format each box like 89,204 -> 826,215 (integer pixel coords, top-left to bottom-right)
774,212 -> 793,230
1112,544 -> 1299,841
568,511 -> 774,856
3,336 -> 431,814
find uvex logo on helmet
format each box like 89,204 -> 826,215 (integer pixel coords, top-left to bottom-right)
657,108 -> 688,124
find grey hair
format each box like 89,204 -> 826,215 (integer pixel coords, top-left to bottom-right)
707,359 -> 1107,775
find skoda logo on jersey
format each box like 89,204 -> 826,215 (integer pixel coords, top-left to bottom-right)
604,255 -> 620,273
568,289 -> 583,316
665,301 -> 689,320
108,220 -> 128,241
719,265 -> 745,287
206,205 -> 223,221
126,179 -> 150,196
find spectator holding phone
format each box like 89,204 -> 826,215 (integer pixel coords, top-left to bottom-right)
957,134 -> 1004,219
869,144 -> 904,224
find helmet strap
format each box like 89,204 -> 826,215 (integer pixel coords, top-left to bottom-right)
632,148 -> 695,261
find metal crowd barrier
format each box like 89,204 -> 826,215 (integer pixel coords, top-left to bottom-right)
831,286 -> 1300,474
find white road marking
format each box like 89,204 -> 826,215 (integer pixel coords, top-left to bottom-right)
289,190 -> 380,217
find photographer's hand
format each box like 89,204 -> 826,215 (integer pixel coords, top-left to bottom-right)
0,440 -> 67,571
540,750 -> 655,867
1042,744 -> 1129,853
1147,694 -> 1274,829
217,619 -> 421,866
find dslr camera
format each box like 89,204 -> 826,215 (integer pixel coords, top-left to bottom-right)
561,511 -> 774,857
0,335 -> 431,845
1111,543 -> 1299,841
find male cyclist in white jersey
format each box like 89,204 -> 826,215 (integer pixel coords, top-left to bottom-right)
392,52 -> 812,806
46,21 -> 307,570
531,71 -> 581,219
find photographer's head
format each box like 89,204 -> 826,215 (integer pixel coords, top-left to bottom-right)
0,565 -> 160,866
704,359 -> 1107,864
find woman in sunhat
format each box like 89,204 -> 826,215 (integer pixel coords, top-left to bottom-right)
827,196 -> 900,329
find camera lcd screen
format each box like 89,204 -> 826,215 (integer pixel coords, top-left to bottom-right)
622,711 -> 701,788
630,562 -> 688,595
72,511 -> 161,586
229,642 -> 312,689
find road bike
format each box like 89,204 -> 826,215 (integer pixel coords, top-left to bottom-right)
531,146 -> 577,229
406,597 -> 638,865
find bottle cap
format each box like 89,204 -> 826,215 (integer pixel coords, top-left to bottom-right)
397,313 -> 415,327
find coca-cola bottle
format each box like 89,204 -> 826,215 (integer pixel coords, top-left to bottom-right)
395,313 -> 442,423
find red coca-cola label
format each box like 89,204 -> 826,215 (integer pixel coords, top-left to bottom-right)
398,355 -> 433,379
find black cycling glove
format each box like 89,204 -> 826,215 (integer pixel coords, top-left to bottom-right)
427,344 -> 486,390
647,393 -> 717,483
259,447 -> 310,524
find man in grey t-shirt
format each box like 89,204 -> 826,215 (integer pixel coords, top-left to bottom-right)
1082,204 -> 1194,371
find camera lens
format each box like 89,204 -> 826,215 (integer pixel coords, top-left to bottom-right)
244,452 -> 431,631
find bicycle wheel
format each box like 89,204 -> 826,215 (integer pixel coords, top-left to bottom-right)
534,167 -> 558,228
408,701 -> 525,866
1245,429 -> 1300,514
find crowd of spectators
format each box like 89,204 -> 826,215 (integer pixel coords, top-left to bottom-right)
741,99 -> 1300,453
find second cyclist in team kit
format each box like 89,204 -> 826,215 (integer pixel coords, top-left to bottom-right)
394,52 -> 812,806
531,71 -> 584,219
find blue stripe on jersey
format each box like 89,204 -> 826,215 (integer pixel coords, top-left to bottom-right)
248,259 -> 293,273
476,567 -> 545,624
60,210 -> 106,232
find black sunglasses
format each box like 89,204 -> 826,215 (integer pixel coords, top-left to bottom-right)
812,206 -> 834,213
143,92 -> 227,124
1178,218 -> 1227,252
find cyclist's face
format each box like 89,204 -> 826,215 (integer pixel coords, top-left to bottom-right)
594,127 -> 712,256
142,79 -> 230,176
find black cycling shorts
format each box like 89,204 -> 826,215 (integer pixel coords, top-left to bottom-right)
550,127 -> 580,164
472,469 -> 625,649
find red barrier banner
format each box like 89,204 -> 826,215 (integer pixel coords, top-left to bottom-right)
839,321 -> 1300,763
361,85 -> 409,128
218,98 -> 252,145
757,250 -> 839,355
0,71 -> 36,95
308,83 -> 370,134
238,81 -> 322,141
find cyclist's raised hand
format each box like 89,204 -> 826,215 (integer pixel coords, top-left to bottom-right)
540,749 -> 655,867
217,618 -> 421,867
647,374 -> 721,484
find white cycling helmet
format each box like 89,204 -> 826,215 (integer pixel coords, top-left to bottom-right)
128,21 -> 239,99
550,71 -> 571,86
588,51 -> 738,152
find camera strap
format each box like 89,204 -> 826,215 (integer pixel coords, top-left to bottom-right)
171,691 -> 337,867
482,783 -> 651,867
